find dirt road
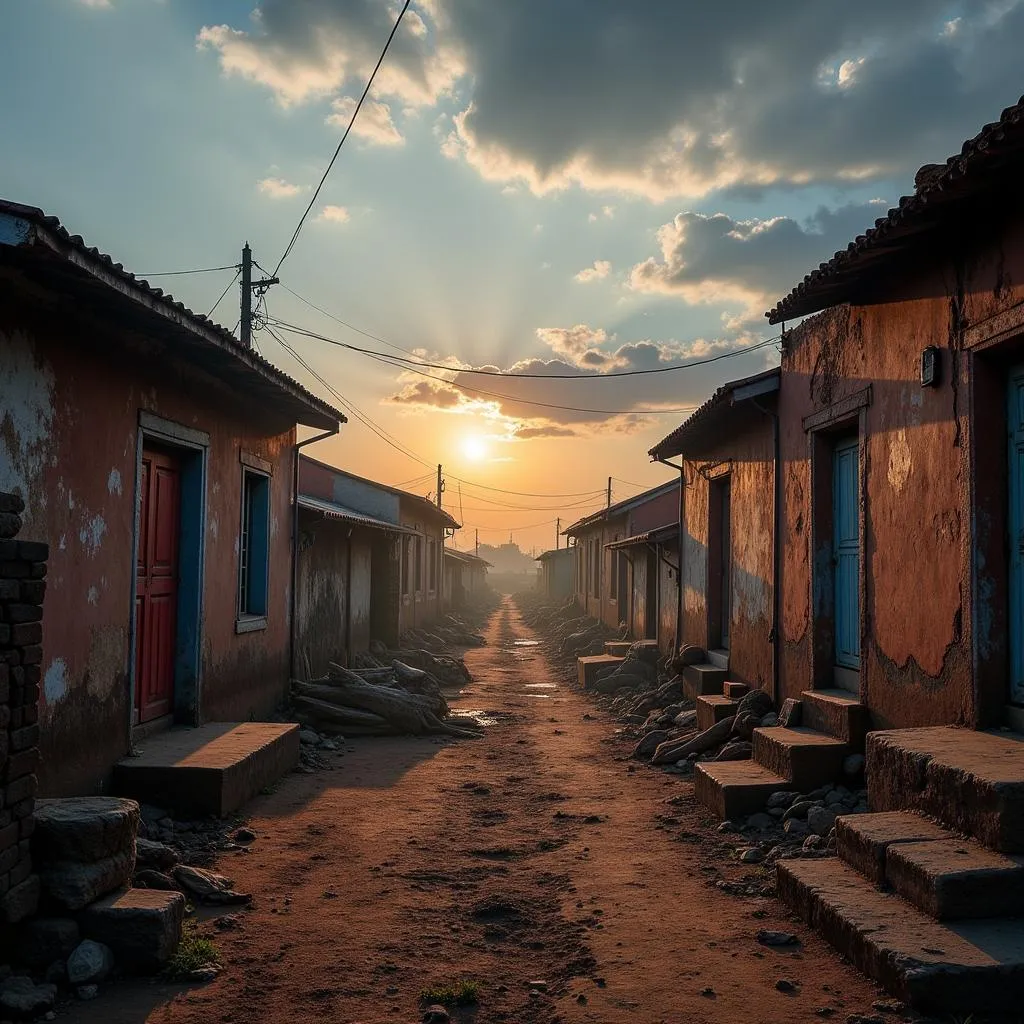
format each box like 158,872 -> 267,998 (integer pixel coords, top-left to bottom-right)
68,597 -> 882,1023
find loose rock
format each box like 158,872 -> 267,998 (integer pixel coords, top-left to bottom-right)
758,930 -> 799,946
66,940 -> 114,985
0,977 -> 57,1018
739,848 -> 764,864
807,806 -> 837,837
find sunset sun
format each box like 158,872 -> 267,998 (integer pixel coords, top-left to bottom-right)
461,435 -> 488,462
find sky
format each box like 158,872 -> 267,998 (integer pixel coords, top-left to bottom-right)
2,0 -> 1023,552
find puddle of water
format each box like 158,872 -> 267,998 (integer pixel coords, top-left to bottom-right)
518,692 -> 553,699
510,639 -> 540,648
523,682 -> 557,690
449,709 -> 500,727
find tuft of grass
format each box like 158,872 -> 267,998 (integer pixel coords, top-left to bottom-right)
420,979 -> 480,1007
168,923 -> 220,978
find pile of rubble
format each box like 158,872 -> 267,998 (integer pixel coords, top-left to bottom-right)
399,611 -> 489,653
516,594 -> 620,669
292,660 -> 484,739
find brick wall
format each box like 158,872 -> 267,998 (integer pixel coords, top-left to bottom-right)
0,492 -> 45,926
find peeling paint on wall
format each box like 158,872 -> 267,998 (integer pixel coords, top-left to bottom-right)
44,658 -> 68,703
0,330 -> 56,504
87,586 -> 99,606
107,468 -> 122,495
887,428 -> 912,492
78,513 -> 106,554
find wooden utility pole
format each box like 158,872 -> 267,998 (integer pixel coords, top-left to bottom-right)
436,464 -> 443,509
607,476 -> 612,508
240,243 -> 279,349
475,529 -> 479,556
556,517 -> 560,550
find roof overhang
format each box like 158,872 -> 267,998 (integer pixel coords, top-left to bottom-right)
605,523 -> 678,550
563,480 -> 677,537
0,201 -> 344,431
649,368 -> 779,461
299,495 -> 416,534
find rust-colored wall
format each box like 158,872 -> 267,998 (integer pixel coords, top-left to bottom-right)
779,201 -> 1024,728
1,298 -> 297,796
397,497 -> 445,634
571,516 -> 628,630
681,420 -> 775,692
659,541 -> 679,655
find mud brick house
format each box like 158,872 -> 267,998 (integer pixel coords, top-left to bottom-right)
535,547 -> 574,601
0,200 -> 344,798
442,548 -> 490,611
649,369 -> 779,696
565,480 -> 679,650
298,457 -> 459,648
747,98 -> 1024,1011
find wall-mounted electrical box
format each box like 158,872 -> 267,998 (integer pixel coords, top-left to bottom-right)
921,346 -> 940,388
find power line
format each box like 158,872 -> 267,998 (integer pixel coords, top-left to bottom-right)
208,269 -> 241,320
137,263 -> 238,278
270,316 -> 781,381
271,0 -> 412,276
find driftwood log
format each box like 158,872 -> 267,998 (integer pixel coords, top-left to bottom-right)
651,715 -> 735,765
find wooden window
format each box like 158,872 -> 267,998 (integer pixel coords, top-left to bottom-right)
427,537 -> 437,593
414,536 -> 423,592
402,538 -> 411,596
238,469 -> 270,619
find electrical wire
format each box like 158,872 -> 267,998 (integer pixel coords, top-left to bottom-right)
269,316 -> 780,381
207,269 -> 241,320
137,263 -> 238,278
271,0 -> 412,276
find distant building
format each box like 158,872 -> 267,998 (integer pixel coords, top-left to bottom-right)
442,548 -> 491,610
535,548 -> 574,600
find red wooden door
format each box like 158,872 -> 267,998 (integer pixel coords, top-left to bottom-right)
135,448 -> 181,723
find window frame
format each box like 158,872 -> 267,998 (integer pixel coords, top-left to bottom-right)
237,467 -> 270,632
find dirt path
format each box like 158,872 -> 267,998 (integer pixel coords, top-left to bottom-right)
66,597 -> 883,1024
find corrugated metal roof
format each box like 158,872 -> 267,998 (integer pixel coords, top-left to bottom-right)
562,479 -> 678,538
649,367 -> 779,460
0,199 -> 345,430
535,547 -> 574,562
298,494 -> 417,534
443,547 -> 492,567
604,523 -> 678,550
766,95 -> 1024,324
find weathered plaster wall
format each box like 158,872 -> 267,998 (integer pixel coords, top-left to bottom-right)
398,497 -> 445,634
296,510 -> 349,679
681,420 -> 775,692
659,541 -> 679,655
0,299 -> 296,796
350,540 -> 372,654
570,517 -> 629,631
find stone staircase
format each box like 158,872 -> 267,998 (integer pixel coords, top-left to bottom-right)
778,727 -> 1024,1015
693,689 -> 869,819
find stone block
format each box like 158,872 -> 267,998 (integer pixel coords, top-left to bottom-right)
67,940 -> 114,985
0,822 -> 18,851
18,816 -> 34,840
21,704 -> 36,726
22,666 -> 39,688
0,514 -> 20,540
0,561 -> 30,579
10,726 -> 39,754
5,605 -> 41,624
0,539 -> 15,558
18,581 -> 44,604
135,838 -> 178,872
79,888 -> 185,971
0,624 -> 9,646
5,774 -> 35,806
0,581 -> 18,601
34,797 -> 139,864
778,698 -> 802,728
0,875 -> 40,924
0,494 -> 25,515
835,811 -> 952,885
38,852 -> 135,912
20,645 -> 42,665
29,563 -> 46,580
10,622 -> 41,646
19,917 -> 80,968
6,750 -> 38,784
16,541 -> 48,562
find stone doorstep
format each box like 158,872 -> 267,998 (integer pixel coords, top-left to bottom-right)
777,857 -> 1024,1016
706,648 -> 730,671
885,838 -> 1024,921
682,663 -> 727,701
695,695 -> 738,733
113,722 -> 300,818
577,654 -> 624,690
603,641 -> 632,658
801,689 -> 871,749
752,726 -> 848,791
866,727 -> 1024,853
693,761 -> 788,820
836,811 -> 952,886
78,888 -> 185,971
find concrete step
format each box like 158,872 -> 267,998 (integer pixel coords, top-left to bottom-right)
836,810 -> 952,886
752,726 -> 848,791
867,727 -> 1024,852
696,694 -> 738,732
694,761 -> 788,819
801,689 -> 871,749
603,641 -> 632,658
682,663 -> 727,700
886,837 -> 1024,921
577,654 -> 624,689
723,681 -> 749,699
706,648 -> 729,670
777,857 -> 1024,1015
113,722 -> 300,818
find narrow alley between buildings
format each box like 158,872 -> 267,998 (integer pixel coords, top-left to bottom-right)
65,597 -> 881,1024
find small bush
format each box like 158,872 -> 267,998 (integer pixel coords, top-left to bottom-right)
168,923 -> 220,978
420,979 -> 480,1006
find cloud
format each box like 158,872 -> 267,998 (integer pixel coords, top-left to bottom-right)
257,176 -> 304,198
197,1 -> 464,109
629,201 -> 890,310
317,205 -> 351,224
574,259 -> 612,283
535,325 -> 607,362
327,96 -> 403,146
512,423 -> 579,439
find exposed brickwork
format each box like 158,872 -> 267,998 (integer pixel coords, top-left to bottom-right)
0,492 -> 44,926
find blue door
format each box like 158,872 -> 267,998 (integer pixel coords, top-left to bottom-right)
1008,370 -> 1024,703
833,440 -> 860,670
